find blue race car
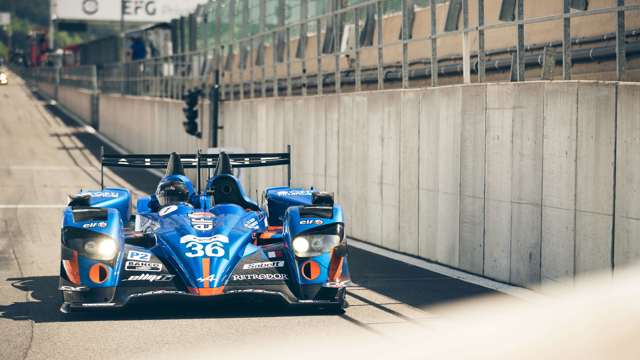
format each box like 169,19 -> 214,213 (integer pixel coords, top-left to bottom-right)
59,150 -> 350,313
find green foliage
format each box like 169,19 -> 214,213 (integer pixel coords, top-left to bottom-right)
0,41 -> 8,59
55,31 -> 83,47
0,0 -> 50,27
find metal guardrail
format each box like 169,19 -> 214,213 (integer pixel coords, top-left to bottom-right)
23,0 -> 640,101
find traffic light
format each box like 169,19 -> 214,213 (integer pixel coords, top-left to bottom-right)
183,88 -> 202,137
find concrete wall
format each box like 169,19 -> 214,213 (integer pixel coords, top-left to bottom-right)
98,93 -> 210,155
38,82 -> 56,99
219,81 -> 638,287
44,79 -> 640,288
57,86 -> 94,127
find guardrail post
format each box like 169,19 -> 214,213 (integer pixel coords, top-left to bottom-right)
616,0 -> 625,81
477,0 -> 485,82
430,0 -> 438,87
515,0 -> 525,81
401,0 -> 409,88
90,65 -> 100,129
562,0 -> 572,80
54,66 -> 61,100
462,0 -> 471,84
376,0 -> 384,89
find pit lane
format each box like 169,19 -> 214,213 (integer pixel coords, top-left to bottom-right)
0,73 -> 510,360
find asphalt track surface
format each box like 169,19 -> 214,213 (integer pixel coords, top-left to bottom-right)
0,74 -> 509,359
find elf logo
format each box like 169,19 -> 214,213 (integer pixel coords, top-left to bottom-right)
122,273 -> 174,282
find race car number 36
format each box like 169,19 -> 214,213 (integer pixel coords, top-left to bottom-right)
180,235 -> 229,258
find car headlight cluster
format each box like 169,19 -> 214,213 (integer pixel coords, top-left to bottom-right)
292,234 -> 341,257
82,238 -> 118,260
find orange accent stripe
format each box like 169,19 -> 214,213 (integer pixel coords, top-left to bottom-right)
267,226 -> 283,231
202,258 -> 211,288
259,231 -> 276,239
328,249 -> 344,282
63,250 -> 81,284
333,257 -> 344,282
188,287 -> 224,296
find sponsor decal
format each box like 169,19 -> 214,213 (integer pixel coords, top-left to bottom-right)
59,285 -> 88,292
189,212 -> 215,219
276,190 -> 313,197
122,273 -> 175,282
243,261 -> 285,270
190,213 -> 215,231
130,290 -> 184,298
82,0 -> 99,15
81,302 -> 116,307
159,205 -> 178,217
180,235 -> 229,258
90,191 -> 120,198
267,250 -> 283,259
125,261 -> 162,272
197,274 -> 217,283
299,219 -> 324,225
232,273 -> 288,281
127,250 -> 151,262
244,218 -> 259,230
82,221 -> 108,229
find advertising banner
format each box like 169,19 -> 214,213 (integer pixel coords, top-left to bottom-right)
53,0 -> 208,22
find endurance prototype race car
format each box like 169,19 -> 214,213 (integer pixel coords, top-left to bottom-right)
59,150 -> 350,313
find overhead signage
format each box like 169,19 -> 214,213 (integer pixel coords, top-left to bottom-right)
53,0 -> 208,23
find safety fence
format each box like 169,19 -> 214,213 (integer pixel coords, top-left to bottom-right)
22,0 -> 640,101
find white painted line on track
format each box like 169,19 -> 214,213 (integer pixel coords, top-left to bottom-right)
0,205 -> 66,208
348,238 -> 546,303
2,165 -> 99,171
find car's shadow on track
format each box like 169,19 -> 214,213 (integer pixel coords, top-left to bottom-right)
1,276 -> 338,323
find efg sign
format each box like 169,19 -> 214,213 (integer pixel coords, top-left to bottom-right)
52,0 -> 208,22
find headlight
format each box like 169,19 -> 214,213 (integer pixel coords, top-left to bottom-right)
292,234 -> 340,257
83,238 -> 118,260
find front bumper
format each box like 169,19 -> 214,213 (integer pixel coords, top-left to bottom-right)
59,282 -> 347,313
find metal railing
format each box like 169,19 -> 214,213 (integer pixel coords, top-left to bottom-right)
25,0 -> 640,101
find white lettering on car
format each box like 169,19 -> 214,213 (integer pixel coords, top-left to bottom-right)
242,261 -> 285,270
180,235 -> 228,258
122,273 -> 174,282
127,250 -> 151,262
232,273 -> 288,281
125,261 -> 162,272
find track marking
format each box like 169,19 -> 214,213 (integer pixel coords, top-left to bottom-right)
1,165 -> 99,171
0,205 -> 66,209
348,238 -> 546,303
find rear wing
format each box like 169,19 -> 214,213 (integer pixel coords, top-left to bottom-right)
100,145 -> 291,190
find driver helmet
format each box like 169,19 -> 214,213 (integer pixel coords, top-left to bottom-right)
156,176 -> 193,207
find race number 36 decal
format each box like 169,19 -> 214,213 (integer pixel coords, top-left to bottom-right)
180,235 -> 229,258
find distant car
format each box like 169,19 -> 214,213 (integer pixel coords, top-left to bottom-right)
59,151 -> 350,313
0,72 -> 7,85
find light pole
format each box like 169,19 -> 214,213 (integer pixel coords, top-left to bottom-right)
49,0 -> 56,50
120,0 -> 126,63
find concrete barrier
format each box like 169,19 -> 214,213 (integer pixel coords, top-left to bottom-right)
47,80 -> 640,288
57,86 -> 95,127
38,82 -> 56,100
218,81 -> 638,288
98,94 -> 210,155
614,83 -> 640,269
